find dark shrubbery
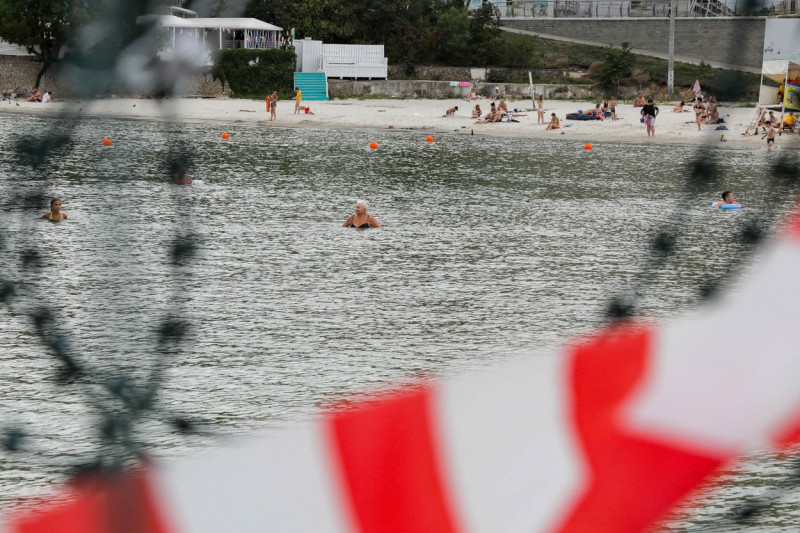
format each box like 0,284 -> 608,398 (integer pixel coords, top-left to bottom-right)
212,49 -> 296,98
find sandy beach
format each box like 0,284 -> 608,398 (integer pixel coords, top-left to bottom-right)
2,96 -> 797,149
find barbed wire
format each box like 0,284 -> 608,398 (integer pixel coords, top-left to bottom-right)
1,0 -> 799,529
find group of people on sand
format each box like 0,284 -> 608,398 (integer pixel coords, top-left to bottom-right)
467,87 -> 503,101
473,100 -> 510,123
758,111 -> 796,150
757,109 -> 796,136
672,96 -> 721,131
266,87 -> 304,121
25,86 -> 55,103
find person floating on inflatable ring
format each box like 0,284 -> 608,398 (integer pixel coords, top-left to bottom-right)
714,190 -> 743,210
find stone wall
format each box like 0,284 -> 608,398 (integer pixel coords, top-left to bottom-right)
501,17 -> 765,71
328,79 -> 601,100
386,65 -> 588,81
0,55 -> 230,97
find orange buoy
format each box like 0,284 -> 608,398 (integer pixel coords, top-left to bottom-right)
222,132 -> 230,139
584,143 -> 593,150
426,136 -> 434,143
369,141 -> 378,149
102,137 -> 112,146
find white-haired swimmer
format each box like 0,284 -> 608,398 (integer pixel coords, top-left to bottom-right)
342,199 -> 380,228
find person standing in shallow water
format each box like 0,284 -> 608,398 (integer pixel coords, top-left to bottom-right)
342,199 -> 380,228
42,198 -> 67,221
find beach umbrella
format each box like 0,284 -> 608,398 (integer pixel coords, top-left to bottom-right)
693,79 -> 701,94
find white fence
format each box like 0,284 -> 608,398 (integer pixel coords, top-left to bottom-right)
295,40 -> 388,79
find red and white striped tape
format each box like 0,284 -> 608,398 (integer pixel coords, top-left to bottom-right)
6,211 -> 800,533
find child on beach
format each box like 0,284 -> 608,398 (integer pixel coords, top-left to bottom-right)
545,113 -> 560,130
471,104 -> 482,118
445,106 -> 458,116
270,91 -> 278,121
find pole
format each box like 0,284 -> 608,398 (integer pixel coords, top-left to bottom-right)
529,71 -> 535,110
668,0 -> 676,99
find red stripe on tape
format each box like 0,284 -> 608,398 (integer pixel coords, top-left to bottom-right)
13,469 -> 173,533
328,388 -> 459,533
556,327 -> 723,533
788,204 -> 800,239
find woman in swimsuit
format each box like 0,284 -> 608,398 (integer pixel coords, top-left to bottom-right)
42,198 -> 67,221
342,199 -> 380,228
545,113 -> 560,130
537,95 -> 545,124
270,91 -> 278,121
693,100 -> 705,131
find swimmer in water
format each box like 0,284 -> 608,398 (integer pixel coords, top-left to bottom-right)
42,198 -> 67,221
715,190 -> 743,210
168,167 -> 192,185
342,199 -> 380,228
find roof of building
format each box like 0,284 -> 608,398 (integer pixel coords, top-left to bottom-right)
137,15 -> 282,32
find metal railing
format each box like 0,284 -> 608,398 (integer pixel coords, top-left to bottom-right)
493,0 -> 799,18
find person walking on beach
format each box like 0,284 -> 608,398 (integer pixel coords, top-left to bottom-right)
763,122 -> 777,150
270,91 -> 278,121
641,99 -> 659,138
693,99 -> 705,131
42,198 -> 67,221
610,98 -> 617,121
293,87 -> 302,114
537,95 -> 545,124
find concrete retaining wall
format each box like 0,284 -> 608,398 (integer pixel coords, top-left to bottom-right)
386,65 -> 587,81
0,55 -> 230,97
502,17 -> 765,71
328,79 -> 602,100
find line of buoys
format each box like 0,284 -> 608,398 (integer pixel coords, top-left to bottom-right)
102,137 -> 112,146
584,143 -> 593,150
222,132 -> 230,139
426,136 -> 434,143
369,141 -> 378,149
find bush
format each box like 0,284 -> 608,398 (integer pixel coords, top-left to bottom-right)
212,48 -> 296,98
496,32 -> 538,69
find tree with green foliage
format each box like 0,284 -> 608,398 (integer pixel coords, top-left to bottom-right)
468,1 -> 501,67
433,8 -> 471,65
0,0 -> 91,87
598,42 -> 634,97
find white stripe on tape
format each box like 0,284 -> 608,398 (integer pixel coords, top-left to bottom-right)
151,423 -> 353,533
434,353 -> 586,533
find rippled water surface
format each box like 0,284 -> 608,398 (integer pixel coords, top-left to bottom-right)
0,111 -> 798,528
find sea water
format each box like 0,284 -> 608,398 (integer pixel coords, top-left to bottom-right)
0,112 -> 797,529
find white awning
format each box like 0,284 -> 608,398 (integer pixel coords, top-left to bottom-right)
137,15 -> 282,32
762,59 -> 800,83
186,18 -> 282,32
136,14 -> 195,28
